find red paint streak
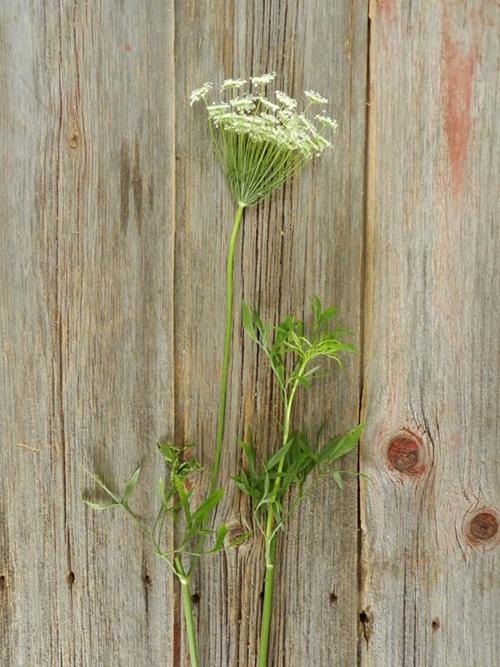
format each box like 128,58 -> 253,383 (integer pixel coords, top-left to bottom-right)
377,0 -> 395,22
442,21 -> 478,198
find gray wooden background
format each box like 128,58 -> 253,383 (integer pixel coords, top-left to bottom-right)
1,1 -> 498,665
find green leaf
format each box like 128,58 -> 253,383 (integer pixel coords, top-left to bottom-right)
158,441 -> 180,467
311,295 -> 322,324
242,302 -> 256,340
256,471 -> 271,511
210,523 -> 228,552
123,467 -> 141,502
192,489 -> 224,526
174,476 -> 192,526
234,471 -> 262,501
266,436 -> 295,470
240,438 -> 256,477
332,470 -> 344,489
320,423 -> 364,464
319,306 -> 337,324
302,364 -> 322,380
83,498 -> 119,511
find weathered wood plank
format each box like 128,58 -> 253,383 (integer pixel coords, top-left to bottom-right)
0,2 -> 176,665
5,1 -> 497,665
174,1 -> 367,664
360,1 -> 500,665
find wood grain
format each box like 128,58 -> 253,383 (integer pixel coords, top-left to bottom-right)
0,2 -> 176,665
2,1 -> 498,665
360,1 -> 500,665
174,1 -> 367,664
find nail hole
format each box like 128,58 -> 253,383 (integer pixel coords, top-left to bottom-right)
67,571 -> 75,585
142,573 -> 152,587
191,592 -> 200,604
329,591 -> 338,604
359,608 -> 374,644
68,133 -> 79,149
432,618 -> 440,631
0,575 -> 5,591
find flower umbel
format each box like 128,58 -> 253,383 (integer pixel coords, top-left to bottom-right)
191,74 -> 337,206
189,82 -> 213,106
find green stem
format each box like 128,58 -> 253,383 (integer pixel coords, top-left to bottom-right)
258,359 -> 308,666
210,202 -> 246,494
176,204 -> 245,664
258,534 -> 277,667
176,558 -> 200,667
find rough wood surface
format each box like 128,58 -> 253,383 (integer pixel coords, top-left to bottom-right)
360,1 -> 500,665
174,1 -> 367,665
0,2 -> 176,665
1,1 -> 498,666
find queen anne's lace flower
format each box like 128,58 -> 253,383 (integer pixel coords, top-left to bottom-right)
315,114 -> 338,130
189,82 -> 213,106
275,90 -> 298,110
191,74 -> 337,206
229,96 -> 256,113
250,72 -> 277,87
305,90 -> 328,105
220,78 -> 247,92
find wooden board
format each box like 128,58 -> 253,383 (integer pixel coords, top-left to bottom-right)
0,2 -> 176,665
360,1 -> 500,665
174,1 -> 367,664
2,1 -> 498,665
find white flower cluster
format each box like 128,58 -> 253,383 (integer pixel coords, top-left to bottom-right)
190,73 -> 337,159
189,82 -> 213,106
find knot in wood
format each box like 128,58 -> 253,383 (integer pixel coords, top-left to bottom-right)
468,511 -> 498,542
227,521 -> 248,547
386,434 -> 426,477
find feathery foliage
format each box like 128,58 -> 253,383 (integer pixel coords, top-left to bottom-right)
236,297 -> 361,534
236,297 -> 364,666
83,443 -> 243,578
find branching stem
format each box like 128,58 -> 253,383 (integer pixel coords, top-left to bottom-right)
258,358 -> 308,666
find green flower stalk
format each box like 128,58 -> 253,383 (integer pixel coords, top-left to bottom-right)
191,72 -> 338,501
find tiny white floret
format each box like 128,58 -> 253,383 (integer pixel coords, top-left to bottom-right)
315,114 -> 338,131
305,90 -> 328,105
275,91 -> 298,110
190,82 -> 213,106
221,79 -> 247,92
250,72 -> 277,87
